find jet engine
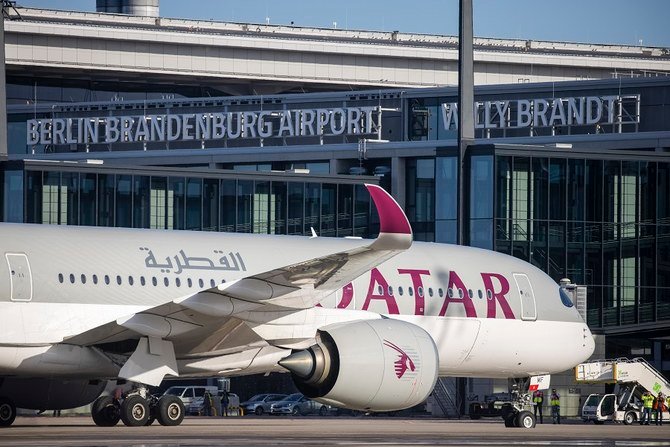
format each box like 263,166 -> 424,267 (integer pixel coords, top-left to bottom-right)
279,319 -> 438,411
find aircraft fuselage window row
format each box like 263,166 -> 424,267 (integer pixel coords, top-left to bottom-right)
377,285 -> 495,300
58,273 -> 224,289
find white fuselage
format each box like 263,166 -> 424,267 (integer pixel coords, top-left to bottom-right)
0,224 -> 594,380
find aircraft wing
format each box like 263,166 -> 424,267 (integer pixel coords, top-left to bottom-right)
65,184 -> 412,385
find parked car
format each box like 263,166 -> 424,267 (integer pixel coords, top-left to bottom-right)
240,393 -> 287,416
162,385 -> 218,409
188,392 -> 240,416
270,393 -> 330,416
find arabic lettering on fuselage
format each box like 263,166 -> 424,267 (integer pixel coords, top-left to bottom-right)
139,247 -> 247,274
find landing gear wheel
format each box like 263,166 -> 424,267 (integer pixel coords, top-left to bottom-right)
91,396 -> 120,427
255,407 -> 264,416
120,395 -> 149,427
623,411 -> 636,425
157,395 -> 184,426
516,410 -> 536,429
0,398 -> 16,427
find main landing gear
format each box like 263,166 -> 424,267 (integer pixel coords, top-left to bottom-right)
91,387 -> 184,427
500,378 -> 536,429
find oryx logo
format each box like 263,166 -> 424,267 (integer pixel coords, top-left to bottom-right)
383,340 -> 416,379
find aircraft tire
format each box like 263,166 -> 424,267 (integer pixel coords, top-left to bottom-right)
0,397 -> 16,427
516,410 -> 536,429
120,395 -> 150,427
503,413 -> 516,427
157,395 -> 184,426
91,395 -> 120,427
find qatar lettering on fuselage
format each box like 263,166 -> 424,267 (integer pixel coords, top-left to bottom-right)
326,268 -> 517,320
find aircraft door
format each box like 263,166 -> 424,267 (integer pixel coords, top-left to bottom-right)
5,253 -> 33,302
513,273 -> 536,321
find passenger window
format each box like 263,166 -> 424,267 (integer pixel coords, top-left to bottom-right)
428,288 -> 433,297
409,287 -> 414,296
140,276 -> 146,286
152,277 -> 158,286
187,278 -> 193,288
458,288 -> 463,298
104,275 -> 110,285
164,277 -> 169,287
388,286 -> 393,296
198,279 -> 204,288
176,278 -> 181,287
398,286 -> 404,296
447,288 -> 453,298
468,289 -> 473,298
378,285 -> 383,295
58,273 -> 64,283
128,276 -> 134,286
418,286 -> 423,297
69,274 -> 75,284
210,279 -> 216,288
93,274 -> 98,285
487,290 -> 493,300
478,289 -> 483,299
81,274 -> 86,284
116,275 -> 122,285
438,288 -> 444,297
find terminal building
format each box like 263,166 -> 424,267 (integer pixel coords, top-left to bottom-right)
1,3 -> 670,415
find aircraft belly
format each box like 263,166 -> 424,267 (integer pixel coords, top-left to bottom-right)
456,318 -> 590,378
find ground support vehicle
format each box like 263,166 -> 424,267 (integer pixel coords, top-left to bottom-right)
576,358 -> 670,424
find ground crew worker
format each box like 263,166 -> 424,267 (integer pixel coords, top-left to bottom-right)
532,390 -> 544,424
203,391 -> 215,416
655,392 -> 666,425
550,388 -> 560,424
641,391 -> 654,425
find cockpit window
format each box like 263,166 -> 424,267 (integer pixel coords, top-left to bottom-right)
559,288 -> 574,308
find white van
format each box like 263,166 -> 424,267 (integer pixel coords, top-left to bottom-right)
162,386 -> 218,408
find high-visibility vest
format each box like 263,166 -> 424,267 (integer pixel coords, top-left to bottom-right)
533,392 -> 543,403
642,394 -> 654,408
550,393 -> 560,406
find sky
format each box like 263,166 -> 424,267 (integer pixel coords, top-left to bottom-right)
14,0 -> 670,48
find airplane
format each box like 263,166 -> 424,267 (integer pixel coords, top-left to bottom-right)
0,184 -> 594,429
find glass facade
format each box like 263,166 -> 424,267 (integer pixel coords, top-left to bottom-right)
19,168 -> 374,239
495,155 -> 670,330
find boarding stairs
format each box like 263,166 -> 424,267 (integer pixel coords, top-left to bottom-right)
431,377 -> 461,418
576,358 -> 670,398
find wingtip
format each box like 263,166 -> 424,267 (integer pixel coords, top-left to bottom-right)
365,184 -> 413,236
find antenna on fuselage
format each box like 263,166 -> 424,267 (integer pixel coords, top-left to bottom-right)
310,227 -> 318,238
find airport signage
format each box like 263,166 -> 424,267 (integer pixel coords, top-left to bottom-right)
26,106 -> 381,146
441,95 -> 638,130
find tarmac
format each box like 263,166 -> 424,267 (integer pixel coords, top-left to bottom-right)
3,415 -> 670,447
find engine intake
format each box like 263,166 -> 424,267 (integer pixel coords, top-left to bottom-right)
279,318 -> 438,412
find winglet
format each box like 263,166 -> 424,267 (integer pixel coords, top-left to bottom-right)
365,184 -> 413,250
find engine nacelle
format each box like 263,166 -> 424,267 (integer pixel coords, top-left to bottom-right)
280,319 -> 438,412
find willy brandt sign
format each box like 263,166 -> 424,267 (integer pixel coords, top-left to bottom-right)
26,106 -> 381,146
441,95 -> 638,130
